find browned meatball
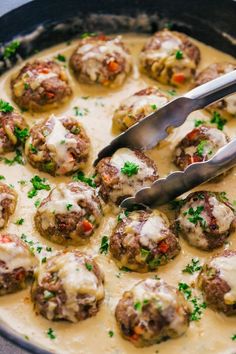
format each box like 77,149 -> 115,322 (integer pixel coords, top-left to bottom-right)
70,35 -> 132,87
140,30 -> 200,86
112,87 -> 169,132
25,114 -> 90,176
175,191 -> 236,251
110,209 -> 180,272
0,182 -> 17,229
195,63 -> 236,116
0,109 -> 28,154
11,60 -> 72,111
173,125 -> 229,170
31,250 -> 105,322
94,148 -> 158,204
35,181 -> 103,245
115,278 -> 190,347
198,250 -> 236,315
0,233 -> 37,295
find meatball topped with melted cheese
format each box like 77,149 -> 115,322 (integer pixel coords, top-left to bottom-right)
140,30 -> 200,86
115,278 -> 190,347
35,181 -> 103,245
94,148 -> 158,204
175,191 -> 236,251
11,60 -> 72,111
173,125 -> 229,170
25,114 -> 90,176
198,250 -> 236,315
70,35 -> 132,87
0,182 -> 17,229
112,87 -> 169,132
110,209 -> 180,272
32,250 -> 105,322
0,233 -> 38,295
195,62 -> 236,116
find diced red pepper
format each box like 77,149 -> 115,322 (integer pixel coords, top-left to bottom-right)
82,219 -> 93,232
172,73 -> 186,84
107,61 -> 120,72
158,241 -> 169,253
46,92 -> 55,99
0,235 -> 11,243
15,269 -> 25,281
98,34 -> 107,41
187,128 -> 198,140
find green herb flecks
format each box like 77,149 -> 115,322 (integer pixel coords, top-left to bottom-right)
46,328 -> 56,340
28,175 -> 50,198
3,40 -> 20,59
108,330 -> 114,337
99,236 -> 109,255
117,210 -> 129,222
0,99 -> 14,113
85,262 -> 93,271
55,54 -> 66,62
194,119 -> 206,127
14,126 -> 29,143
210,111 -> 227,131
183,205 -> 206,228
1,149 -> 24,166
196,140 -> 208,157
178,282 -> 206,321
72,171 -> 96,188
73,106 -> 89,117
182,258 -> 202,274
121,161 -> 139,177
175,50 -> 183,59
15,218 -> 24,225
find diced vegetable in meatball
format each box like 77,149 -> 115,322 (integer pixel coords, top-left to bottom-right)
70,35 -> 132,87
32,250 -> 105,322
139,30 -> 200,86
0,233 -> 37,295
0,110 -> 29,154
35,181 -> 103,245
198,250 -> 236,315
173,125 -> 229,170
175,191 -> 236,251
11,60 -> 72,111
115,278 -> 190,347
0,182 -> 17,229
195,63 -> 236,116
112,87 -> 169,132
110,209 -> 180,272
94,148 -> 158,204
25,114 -> 90,176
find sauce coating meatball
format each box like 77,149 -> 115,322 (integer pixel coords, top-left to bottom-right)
139,30 -> 200,86
0,182 -> 17,229
173,125 -> 229,170
175,191 -> 236,251
35,181 -> 103,245
0,110 -> 28,154
0,233 -> 37,295
198,250 -> 236,315
112,87 -> 169,132
94,148 -> 158,204
195,63 -> 236,116
32,250 -> 105,322
115,278 -> 190,347
110,210 -> 180,272
25,114 -> 90,176
70,35 -> 132,87
11,60 -> 72,111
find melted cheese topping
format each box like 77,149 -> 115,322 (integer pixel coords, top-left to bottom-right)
122,92 -> 168,113
139,211 -> 169,247
206,127 -> 228,148
0,193 -> 14,228
211,255 -> 236,304
224,95 -> 236,116
0,241 -> 34,273
209,196 -> 235,233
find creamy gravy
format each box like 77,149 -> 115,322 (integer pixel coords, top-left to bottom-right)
0,34 -> 235,354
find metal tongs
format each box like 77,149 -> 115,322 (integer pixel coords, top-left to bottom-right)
94,70 -> 236,208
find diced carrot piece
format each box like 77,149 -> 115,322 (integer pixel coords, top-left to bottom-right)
0,235 -> 11,243
134,326 -> 144,335
107,61 -> 120,72
158,241 -> 169,253
187,129 -> 198,140
172,73 -> 186,84
46,92 -> 55,99
130,333 -> 140,341
82,219 -> 93,232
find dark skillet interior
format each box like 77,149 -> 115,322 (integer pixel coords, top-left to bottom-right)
0,0 -> 235,353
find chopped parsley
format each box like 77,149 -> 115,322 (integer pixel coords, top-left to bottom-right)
24,83 -> 29,90
150,104 -> 157,110
121,161 -> 139,177
175,50 -> 183,59
210,111 -> 227,131
194,119 -> 206,127
34,199 -> 41,208
196,140 -> 208,157
218,191 -> 229,203
18,179 -> 27,185
169,199 -> 185,210
183,205 -> 206,227
117,210 -> 129,222
55,53 -> 66,62
178,282 -> 206,321
99,236 -> 109,255
15,218 -> 24,225
231,334 -> 236,341
72,171 -> 96,188
140,248 -> 150,259
66,203 -> 73,211
14,127 -> 29,143
134,301 -> 142,311
182,258 -> 202,274
46,328 -> 56,340
178,282 -> 192,300
80,32 -> 97,39
1,149 -> 24,165
108,330 -> 114,338
3,40 -> 20,59
167,89 -> 177,96
46,246 -> 52,252
28,175 -> 50,198
81,96 -> 89,100
85,262 -> 93,271
0,175 -> 5,180
41,257 -> 47,263
0,99 -> 14,113
73,106 -> 89,116
29,144 -> 37,153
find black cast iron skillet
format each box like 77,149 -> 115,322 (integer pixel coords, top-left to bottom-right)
0,0 -> 235,353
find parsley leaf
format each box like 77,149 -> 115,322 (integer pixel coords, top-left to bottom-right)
28,175 -> 50,198
14,127 -> 29,143
72,171 -> 96,188
121,161 -> 139,177
99,236 -> 109,255
178,282 -> 192,300
231,334 -> 236,341
194,119 -> 206,127
175,50 -> 183,59
1,149 -> 24,165
46,328 -> 56,340
3,40 -> 20,59
117,210 -> 129,222
196,140 -> 208,157
108,330 -> 114,338
0,175 -> 5,180
66,203 -> 73,211
0,99 -> 14,113
85,262 -> 93,271
15,218 -> 24,225
55,54 -> 66,62
210,111 -> 227,131
183,205 -> 205,227
150,104 -> 157,110
182,258 -> 202,274
178,282 -> 206,321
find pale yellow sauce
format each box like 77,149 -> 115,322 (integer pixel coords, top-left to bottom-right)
0,34 -> 235,354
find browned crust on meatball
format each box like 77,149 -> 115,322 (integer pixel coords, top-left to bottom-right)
195,62 -> 236,87
0,183 -> 17,229
11,60 -> 72,111
198,250 -> 236,315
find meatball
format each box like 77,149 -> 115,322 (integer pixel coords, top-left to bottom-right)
0,110 -> 28,154
115,278 -> 190,347
70,35 -> 132,87
0,233 -> 37,295
110,209 -> 180,272
25,114 -> 90,176
173,125 -> 229,170
32,250 -> 105,322
195,63 -> 236,116
94,148 -> 158,204
11,60 -> 72,111
35,181 -> 103,245
112,87 -> 169,132
175,191 -> 236,251
0,182 -> 17,229
198,250 -> 236,315
140,30 -> 200,86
